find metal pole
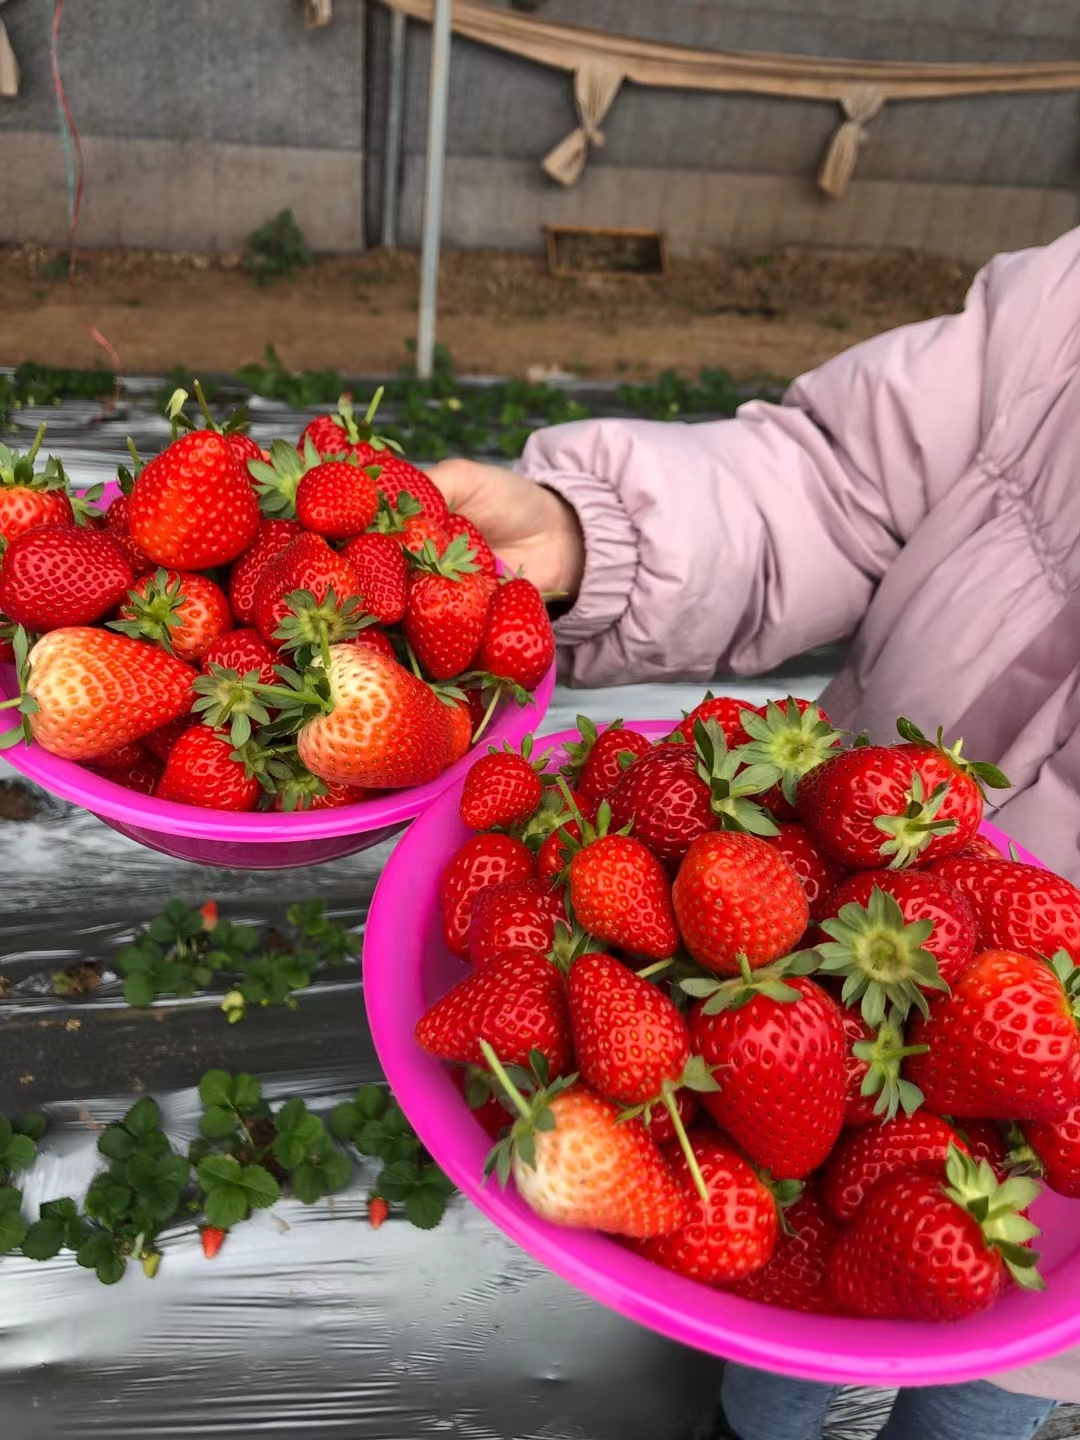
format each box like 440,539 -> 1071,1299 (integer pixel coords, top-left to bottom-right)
381,7 -> 407,249
415,0 -> 451,381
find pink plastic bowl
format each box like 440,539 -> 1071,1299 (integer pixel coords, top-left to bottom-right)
0,483 -> 554,868
364,719 -> 1080,1386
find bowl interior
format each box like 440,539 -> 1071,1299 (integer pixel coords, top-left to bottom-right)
363,720 -> 1080,1386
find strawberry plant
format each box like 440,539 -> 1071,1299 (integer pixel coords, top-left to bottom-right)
0,1114 -> 43,1253
330,1084 -> 456,1229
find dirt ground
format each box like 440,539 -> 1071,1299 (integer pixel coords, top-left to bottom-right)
0,243 -> 975,381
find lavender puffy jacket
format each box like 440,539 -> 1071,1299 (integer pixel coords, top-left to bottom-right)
521,229 -> 1080,1399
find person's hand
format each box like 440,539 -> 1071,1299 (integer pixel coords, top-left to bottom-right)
426,459 -> 585,600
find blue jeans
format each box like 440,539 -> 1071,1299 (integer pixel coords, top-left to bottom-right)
722,1363 -> 1058,1440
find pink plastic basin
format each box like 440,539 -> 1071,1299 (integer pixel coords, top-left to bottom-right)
364,719 -> 1080,1386
0,483 -> 554,868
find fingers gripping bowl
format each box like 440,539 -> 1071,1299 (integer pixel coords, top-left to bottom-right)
364,716 -> 1080,1386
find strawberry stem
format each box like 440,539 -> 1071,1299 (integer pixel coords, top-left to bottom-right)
636,959 -> 673,981
479,1040 -> 533,1123
661,1089 -> 708,1204
471,687 -> 502,746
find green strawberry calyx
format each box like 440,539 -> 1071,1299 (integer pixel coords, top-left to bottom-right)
0,625 -> 41,750
274,587 -> 378,671
948,1120 -> 1045,1180
942,1143 -> 1044,1290
109,568 -> 186,654
247,437 -> 321,520
736,697 -> 844,805
406,532 -> 479,579
266,751 -> 333,813
692,718 -> 779,838
166,380 -> 255,443
813,885 -> 950,1025
1046,949 -> 1080,1022
479,1042 -> 578,1189
316,389 -> 404,458
559,716 -> 642,785
896,717 -> 1011,800
191,664 -> 275,749
680,949 -> 821,1015
0,425 -> 65,493
851,1012 -> 928,1121
755,1168 -> 806,1236
872,771 -> 960,869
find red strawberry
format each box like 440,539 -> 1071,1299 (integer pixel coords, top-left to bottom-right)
821,1113 -> 967,1222
200,1225 -> 227,1259
440,832 -> 535,959
113,568 -> 232,662
459,741 -> 545,831
906,949 -> 1080,1121
568,952 -> 692,1106
561,717 -> 653,805
0,523 -> 134,631
367,1195 -> 390,1230
538,817 -> 581,883
400,513 -> 449,553
475,578 -> 554,692
468,877 -> 566,966
225,432 -> 267,468
129,431 -> 260,569
606,743 -> 715,866
91,739 -> 148,772
930,856 -> 1080,963
273,772 -> 366,812
104,492 -> 155,575
142,713 -> 196,761
673,831 -> 809,975
0,615 -> 15,664
487,1070 -> 689,1239
670,693 -> 755,746
765,822 -> 842,922
228,519 -> 303,625
21,628 -> 196,761
404,536 -> 493,682
298,408 -> 354,459
416,947 -> 572,1073
691,968 -> 846,1179
826,1144 -> 1042,1320
567,827 -> 678,961
951,833 -> 1005,863
0,429 -> 73,543
641,1090 -> 699,1147
894,718 -> 1010,856
444,511 -> 497,576
295,458 -> 380,539
201,628 -> 279,687
441,693 -> 474,765
371,453 -> 450,526
156,727 -> 262,811
818,868 -> 977,988
953,1119 -> 1039,1184
341,532 -> 408,625
633,1134 -> 780,1285
350,628 -> 396,664
90,748 -> 164,796
251,533 -> 361,648
286,645 -> 453,789
728,1184 -> 838,1314
840,1008 -> 928,1126
1023,1105 -> 1080,1197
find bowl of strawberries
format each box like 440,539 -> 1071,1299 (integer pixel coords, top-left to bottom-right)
0,393 -> 554,868
364,698 -> 1080,1385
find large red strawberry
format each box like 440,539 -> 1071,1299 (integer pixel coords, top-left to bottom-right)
567,819 -> 678,961
826,1144 -> 1042,1320
930,856 -> 1080,963
251,533 -> 361,648
18,628 -> 195,760
224,431 -> 267,469
766,823 -> 842,922
561,717 -> 653,804
1023,1105 -> 1080,1197
690,967 -> 846,1179
444,511 -> 497,576
201,629 -> 279,687
371,453 -> 450,527
129,431 -> 260,569
728,1184 -> 838,1314
459,738 -> 545,831
278,644 -> 453,789
467,877 -> 566,966
113,568 -> 232,662
485,1065 -> 688,1239
606,742 -> 715,865
341,532 -> 408,626
228,519 -> 303,625
475,578 -> 554,692
818,868 -> 977,987
633,1134 -> 780,1285
906,949 -> 1080,1121
840,1008 -> 928,1126
295,458 -> 380,539
0,428 -> 73,544
415,947 -> 572,1074
821,1113 -> 967,1222
441,832 -> 536,958
673,831 -> 808,975
404,537 -> 493,682
894,717 -> 1010,852
670,693 -> 755,746
156,727 -> 262,811
438,689 -> 474,765
0,523 -> 134,631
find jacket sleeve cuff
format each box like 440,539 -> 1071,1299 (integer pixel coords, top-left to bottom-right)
530,468 -> 639,645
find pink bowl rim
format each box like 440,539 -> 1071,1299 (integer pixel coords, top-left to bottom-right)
0,480 -> 554,842
364,718 -> 1080,1385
